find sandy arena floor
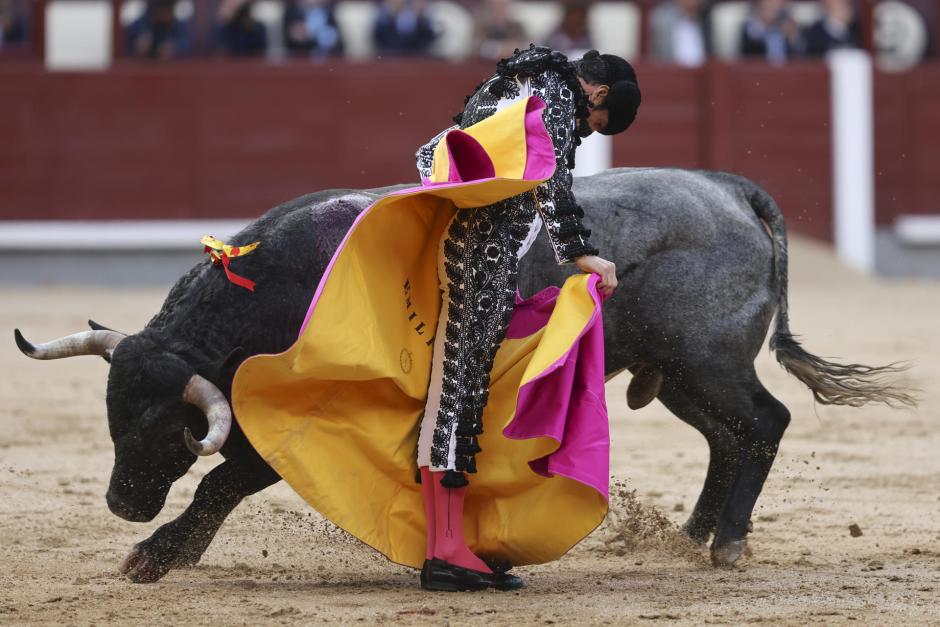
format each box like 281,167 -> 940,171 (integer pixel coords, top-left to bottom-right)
1,235 -> 937,625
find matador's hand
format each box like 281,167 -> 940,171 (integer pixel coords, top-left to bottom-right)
575,255 -> 617,297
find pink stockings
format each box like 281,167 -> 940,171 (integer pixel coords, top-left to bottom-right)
419,467 -> 492,573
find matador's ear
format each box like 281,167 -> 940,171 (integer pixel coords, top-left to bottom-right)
590,84 -> 610,108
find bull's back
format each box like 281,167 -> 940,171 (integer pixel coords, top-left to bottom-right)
147,189 -> 380,357
524,167 -> 779,367
151,169 -> 778,368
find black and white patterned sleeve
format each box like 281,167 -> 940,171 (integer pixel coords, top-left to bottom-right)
532,79 -> 600,265
415,124 -> 459,181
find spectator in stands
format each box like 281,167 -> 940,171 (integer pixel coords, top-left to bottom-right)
546,1 -> 593,55
650,0 -> 711,67
803,0 -> 860,56
125,0 -> 193,60
284,0 -> 344,58
372,0 -> 436,57
0,0 -> 26,48
215,0 -> 268,57
739,0 -> 803,64
474,0 -> 527,61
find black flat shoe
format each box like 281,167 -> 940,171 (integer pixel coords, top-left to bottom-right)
419,559 -> 431,589
490,570 -> 525,591
423,558 -> 491,591
422,558 -> 524,592
482,557 -> 524,591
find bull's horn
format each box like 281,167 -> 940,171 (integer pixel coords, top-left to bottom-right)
14,329 -> 124,360
181,375 -> 232,456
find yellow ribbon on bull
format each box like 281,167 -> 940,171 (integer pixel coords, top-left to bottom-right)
201,235 -> 261,291
200,235 -> 260,262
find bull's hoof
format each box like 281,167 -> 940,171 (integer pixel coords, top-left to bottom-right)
118,545 -> 172,583
175,553 -> 202,568
710,540 -> 748,567
627,366 -> 663,410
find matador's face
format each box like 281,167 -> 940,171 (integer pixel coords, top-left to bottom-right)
577,77 -> 611,134
576,117 -> 595,138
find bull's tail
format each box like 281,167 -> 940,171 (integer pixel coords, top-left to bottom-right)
746,182 -> 919,409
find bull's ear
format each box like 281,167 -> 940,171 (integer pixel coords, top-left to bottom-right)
88,319 -> 124,334
222,347 -> 246,375
210,347 -> 246,382
88,320 -> 126,363
200,347 -> 246,391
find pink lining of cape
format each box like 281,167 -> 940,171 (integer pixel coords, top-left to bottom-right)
503,273 -> 610,499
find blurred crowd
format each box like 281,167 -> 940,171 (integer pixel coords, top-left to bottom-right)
0,0 -> 931,66
741,0 -> 862,62
653,0 -> 863,66
118,0 -> 868,62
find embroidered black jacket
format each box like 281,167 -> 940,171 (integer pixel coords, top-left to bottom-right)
416,45 -> 600,265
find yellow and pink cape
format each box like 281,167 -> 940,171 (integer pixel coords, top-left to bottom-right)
231,96 -> 611,569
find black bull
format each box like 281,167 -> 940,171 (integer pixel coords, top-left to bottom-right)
14,168 -> 915,583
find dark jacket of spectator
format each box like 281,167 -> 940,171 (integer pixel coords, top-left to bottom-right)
739,0 -> 803,64
372,0 -> 436,56
216,1 -> 268,57
803,0 -> 860,57
804,17 -> 860,56
0,0 -> 26,47
125,0 -> 193,60
284,0 -> 344,57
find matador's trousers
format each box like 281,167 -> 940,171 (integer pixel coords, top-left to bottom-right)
416,192 -> 544,476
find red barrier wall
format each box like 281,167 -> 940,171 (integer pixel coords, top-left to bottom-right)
874,64 -> 940,225
0,61 -> 488,220
613,62 -> 832,240
1,59 -> 908,244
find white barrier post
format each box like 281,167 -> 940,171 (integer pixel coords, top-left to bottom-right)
572,131 -> 612,178
45,0 -> 113,70
828,49 -> 875,274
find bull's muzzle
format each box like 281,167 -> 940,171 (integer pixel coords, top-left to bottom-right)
106,490 -> 159,523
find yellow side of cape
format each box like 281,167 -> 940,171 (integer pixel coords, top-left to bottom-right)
231,98 -> 607,569
430,97 -> 530,183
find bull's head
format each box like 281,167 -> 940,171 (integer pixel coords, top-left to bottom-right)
13,324 -> 231,522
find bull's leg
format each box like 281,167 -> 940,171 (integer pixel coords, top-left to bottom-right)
120,457 -> 280,583
655,380 -> 740,545
711,382 -> 790,566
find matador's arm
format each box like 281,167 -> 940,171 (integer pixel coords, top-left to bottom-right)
415,124 -> 459,182
533,86 -> 600,265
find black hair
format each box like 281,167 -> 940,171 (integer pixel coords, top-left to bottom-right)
573,50 -> 641,135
